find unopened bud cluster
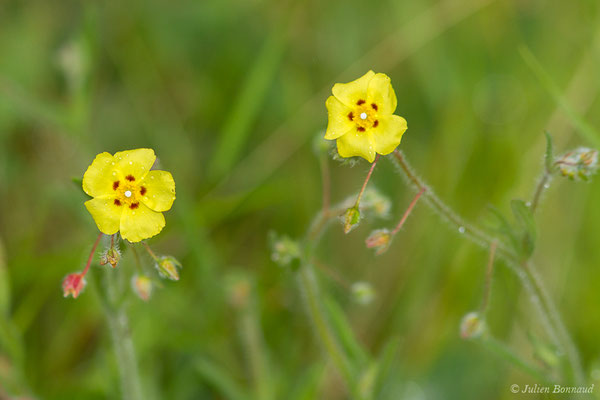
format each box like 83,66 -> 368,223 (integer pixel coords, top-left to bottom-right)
556,147 -> 598,181
342,207 -> 361,234
62,273 -> 86,298
269,232 -> 301,268
100,247 -> 121,268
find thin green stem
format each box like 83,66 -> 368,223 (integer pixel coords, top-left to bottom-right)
298,264 -> 358,396
480,240 -> 497,315
479,335 -> 554,385
94,258 -> 144,400
319,154 -> 331,216
530,172 -> 551,214
82,233 -> 103,277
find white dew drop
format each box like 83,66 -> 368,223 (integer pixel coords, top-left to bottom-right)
458,226 -> 465,234
129,161 -> 133,165
360,112 -> 368,120
544,183 -> 550,189
124,190 -> 132,198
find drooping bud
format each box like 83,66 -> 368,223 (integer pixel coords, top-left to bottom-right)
156,256 -> 181,281
131,275 -> 153,301
365,229 -> 392,255
100,247 -> 121,268
460,312 -> 485,339
556,147 -> 598,181
343,206 -> 361,234
62,273 -> 86,299
269,232 -> 301,269
351,281 -> 375,305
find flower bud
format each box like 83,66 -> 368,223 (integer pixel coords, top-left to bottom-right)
351,281 -> 375,305
100,247 -> 121,268
131,275 -> 153,301
62,273 -> 86,299
269,232 -> 301,269
460,312 -> 485,339
365,229 -> 391,255
225,274 -> 252,309
343,206 -> 361,234
557,147 -> 598,181
156,256 -> 181,281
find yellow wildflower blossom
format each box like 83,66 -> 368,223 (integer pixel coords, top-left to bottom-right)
82,148 -> 175,242
324,71 -> 407,162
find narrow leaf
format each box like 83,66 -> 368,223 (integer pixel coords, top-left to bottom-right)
511,199 -> 537,258
323,297 -> 369,369
544,131 -> 554,173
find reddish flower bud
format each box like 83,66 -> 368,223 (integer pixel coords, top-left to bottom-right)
131,275 -> 153,301
62,273 -> 86,299
365,229 -> 391,255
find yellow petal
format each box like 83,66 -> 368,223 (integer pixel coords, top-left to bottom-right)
139,170 -> 176,212
84,197 -> 123,235
82,152 -> 121,197
120,203 -> 165,243
367,73 -> 397,115
324,96 -> 354,140
372,115 -> 407,155
336,129 -> 376,163
113,148 -> 156,181
332,70 -> 375,108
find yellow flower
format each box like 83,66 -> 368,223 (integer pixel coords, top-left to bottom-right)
324,71 -> 407,162
82,148 -> 176,243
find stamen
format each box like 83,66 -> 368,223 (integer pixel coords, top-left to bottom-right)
360,112 -> 367,120
125,175 -> 135,182
124,190 -> 132,198
113,181 -> 120,190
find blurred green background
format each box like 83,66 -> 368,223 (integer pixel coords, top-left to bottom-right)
1,0 -> 600,399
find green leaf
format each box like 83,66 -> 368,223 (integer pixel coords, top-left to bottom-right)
195,358 -> 251,400
485,205 -> 520,252
372,336 -> 401,398
511,199 -> 537,258
323,297 -> 369,370
527,331 -> 561,368
544,131 -> 554,173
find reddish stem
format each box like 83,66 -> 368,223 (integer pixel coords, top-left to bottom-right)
391,187 -> 426,236
82,233 -> 104,276
355,154 -> 380,207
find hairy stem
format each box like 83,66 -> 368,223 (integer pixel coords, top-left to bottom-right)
354,155 -> 380,208
480,240 -> 497,314
530,172 -> 551,214
390,187 -> 425,236
390,150 -> 583,384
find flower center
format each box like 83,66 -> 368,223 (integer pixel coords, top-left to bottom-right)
348,99 -> 380,132
124,190 -> 132,198
112,178 -> 148,209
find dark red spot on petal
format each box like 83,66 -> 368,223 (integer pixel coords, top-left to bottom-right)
113,181 -> 120,190
114,199 -> 122,206
373,120 -> 379,128
140,186 -> 147,196
357,126 -> 366,132
371,103 -> 378,111
348,112 -> 354,121
357,99 -> 366,105
125,175 -> 135,182
129,202 -> 139,210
